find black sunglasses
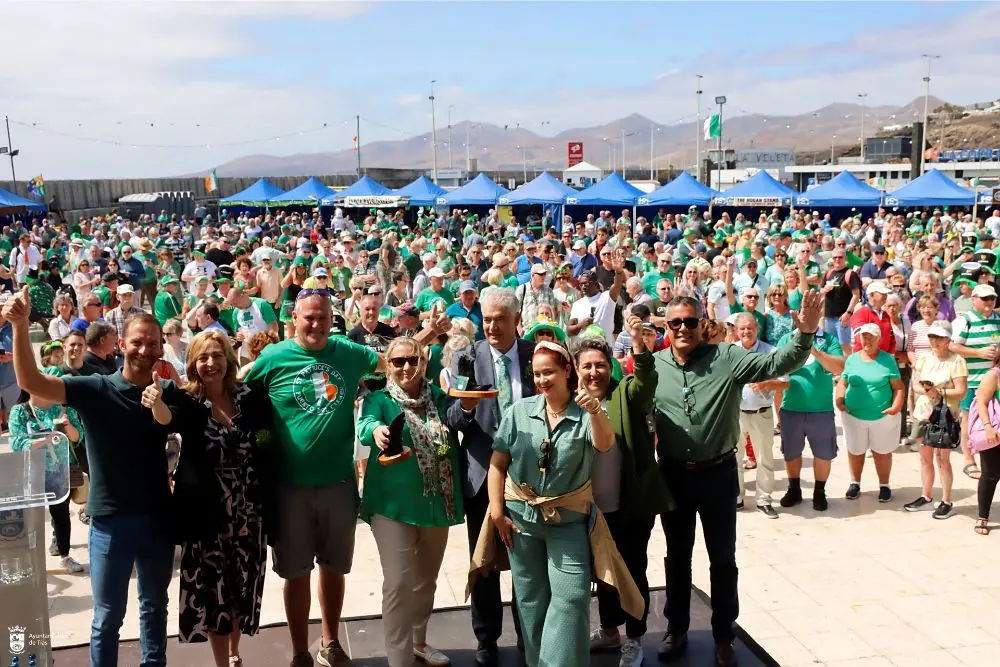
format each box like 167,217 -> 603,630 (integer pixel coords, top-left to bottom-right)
666,317 -> 701,331
296,288 -> 332,300
388,356 -> 420,369
538,437 -> 552,473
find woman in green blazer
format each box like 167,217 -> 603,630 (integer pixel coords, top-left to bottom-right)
577,315 -> 675,666
356,336 -> 463,667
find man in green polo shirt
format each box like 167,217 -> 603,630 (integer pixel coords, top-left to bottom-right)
414,267 -> 454,315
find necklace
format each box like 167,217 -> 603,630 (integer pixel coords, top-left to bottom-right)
545,400 -> 568,418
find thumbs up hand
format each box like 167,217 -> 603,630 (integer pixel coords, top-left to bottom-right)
141,371 -> 165,409
1,286 -> 30,324
575,375 -> 601,415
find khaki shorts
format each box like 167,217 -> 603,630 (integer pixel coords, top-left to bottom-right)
841,411 -> 901,456
271,480 -> 359,579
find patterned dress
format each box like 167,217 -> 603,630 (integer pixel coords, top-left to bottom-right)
178,384 -> 267,642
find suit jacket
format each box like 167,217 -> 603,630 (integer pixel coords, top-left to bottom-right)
447,337 -> 536,498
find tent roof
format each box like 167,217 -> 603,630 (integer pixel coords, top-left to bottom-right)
218,178 -> 285,205
438,173 -> 509,206
884,169 -> 975,207
270,177 -> 335,204
566,172 -> 643,206
638,171 -> 718,207
0,186 -> 47,212
714,170 -> 796,206
326,175 -> 391,203
794,171 -> 883,208
498,172 -> 578,205
564,161 -> 603,173
392,175 -> 447,207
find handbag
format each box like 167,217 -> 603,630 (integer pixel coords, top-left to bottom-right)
923,399 -> 960,449
967,368 -> 1000,453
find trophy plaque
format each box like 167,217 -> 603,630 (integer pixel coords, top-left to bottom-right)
448,346 -> 500,399
377,413 -> 412,466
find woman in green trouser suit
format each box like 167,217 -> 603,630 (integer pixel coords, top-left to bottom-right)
488,341 -> 616,667
356,336 -> 463,667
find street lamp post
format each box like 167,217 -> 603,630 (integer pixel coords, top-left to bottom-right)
621,129 -> 635,178
920,54 -> 941,176
695,74 -> 703,183
465,122 -> 474,173
429,80 -> 439,183
857,92 -> 868,162
649,124 -> 661,180
715,96 -> 726,190
516,145 -> 527,183
448,105 -> 454,169
4,115 -> 17,191
831,134 -> 837,163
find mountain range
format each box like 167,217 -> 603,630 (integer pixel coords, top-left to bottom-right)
205,96 -> 947,178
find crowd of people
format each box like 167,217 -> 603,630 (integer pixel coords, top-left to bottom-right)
1,199 -> 1000,667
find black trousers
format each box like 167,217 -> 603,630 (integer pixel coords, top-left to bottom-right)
50,495 -> 71,557
597,510 -> 655,638
464,483 -> 521,648
659,455 -> 739,643
978,446 -> 1000,519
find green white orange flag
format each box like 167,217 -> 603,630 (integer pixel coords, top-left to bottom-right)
704,114 -> 721,141
204,168 -> 219,193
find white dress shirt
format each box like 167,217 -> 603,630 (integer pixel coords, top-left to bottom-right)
489,341 -> 522,400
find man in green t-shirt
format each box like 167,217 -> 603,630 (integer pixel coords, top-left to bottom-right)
414,267 -> 454,315
153,275 -> 183,325
775,329 -> 844,512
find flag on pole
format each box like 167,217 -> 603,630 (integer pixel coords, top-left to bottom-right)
703,115 -> 721,141
27,175 -> 46,198
970,176 -> 981,188
352,135 -> 359,153
204,168 -> 218,193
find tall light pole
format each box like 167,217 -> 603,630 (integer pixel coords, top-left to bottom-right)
429,80 -> 438,183
715,96 -> 726,190
516,145 -> 527,183
621,129 -> 635,178
465,122 -> 474,173
447,104 -> 454,169
650,124 -> 661,180
831,134 -> 837,163
920,54 -> 941,176
695,74 -> 703,182
857,92 -> 868,162
603,137 -> 611,172
4,115 -> 17,190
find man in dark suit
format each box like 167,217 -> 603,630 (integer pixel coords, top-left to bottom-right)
447,286 -> 533,667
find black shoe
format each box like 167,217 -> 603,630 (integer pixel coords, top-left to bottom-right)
779,487 -> 802,508
932,502 -> 954,520
812,492 -> 828,512
845,483 -> 860,499
878,486 -> 892,503
657,631 -> 688,661
735,500 -> 744,510
903,496 -> 933,512
714,640 -> 737,667
474,645 -> 498,667
757,504 -> 779,519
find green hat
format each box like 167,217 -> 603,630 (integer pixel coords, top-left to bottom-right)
712,230 -> 727,244
960,245 -> 976,254
683,228 -> 697,237
214,276 -> 233,285
192,250 -> 205,258
158,275 -> 179,288
523,319 -> 567,343
45,248 -> 59,258
293,255 -> 310,267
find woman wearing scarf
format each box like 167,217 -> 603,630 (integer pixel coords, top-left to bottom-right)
356,336 -> 462,667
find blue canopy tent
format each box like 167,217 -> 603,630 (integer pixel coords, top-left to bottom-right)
883,169 -> 975,208
324,175 -> 390,202
437,173 -> 508,207
714,171 -> 797,207
566,172 -> 643,207
269,177 -> 335,205
218,178 -> 284,206
637,171 -> 718,207
794,171 -> 883,208
392,176 -> 446,207
0,186 -> 47,215
498,172 -> 577,232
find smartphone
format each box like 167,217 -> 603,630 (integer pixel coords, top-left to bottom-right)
590,307 -> 596,319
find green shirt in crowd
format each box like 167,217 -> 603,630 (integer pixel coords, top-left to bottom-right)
92,284 -> 112,307
355,386 -> 463,527
641,271 -> 671,298
414,287 -> 454,312
245,336 -> 378,486
652,331 -> 814,463
153,290 -> 183,325
841,350 -> 900,421
777,330 -> 842,413
951,309 -> 1000,387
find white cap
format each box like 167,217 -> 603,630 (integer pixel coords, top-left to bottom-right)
531,263 -> 548,275
927,321 -> 952,338
116,284 -> 135,295
973,284 -> 998,298
866,281 -> 891,296
725,313 -> 740,326
855,322 -> 882,339
427,267 -> 445,279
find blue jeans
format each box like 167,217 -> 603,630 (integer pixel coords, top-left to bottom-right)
89,514 -> 174,667
823,316 -> 852,344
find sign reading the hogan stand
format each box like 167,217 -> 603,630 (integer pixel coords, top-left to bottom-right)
567,142 -> 584,167
734,149 -> 795,169
341,196 -> 408,208
714,196 -> 790,207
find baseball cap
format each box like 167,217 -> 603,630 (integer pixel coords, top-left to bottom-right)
530,263 -> 547,275
116,284 -> 135,295
972,284 -> 998,299
158,275 -> 179,288
312,267 -> 329,278
872,244 -> 887,253
524,241 -> 536,249
427,267 -> 445,279
927,322 -> 952,338
866,281 -> 891,296
855,323 -> 883,339
395,303 -> 419,318
459,280 -> 478,293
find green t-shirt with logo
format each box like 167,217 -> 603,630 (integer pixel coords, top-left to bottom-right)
245,336 -> 378,486
414,287 -> 454,312
777,330 -> 842,413
842,350 -> 900,421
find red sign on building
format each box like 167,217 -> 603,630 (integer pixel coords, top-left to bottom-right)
567,142 -> 584,167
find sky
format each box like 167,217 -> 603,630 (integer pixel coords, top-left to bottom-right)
0,0 -> 996,179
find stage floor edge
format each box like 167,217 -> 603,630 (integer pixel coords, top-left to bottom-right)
52,588 -> 776,666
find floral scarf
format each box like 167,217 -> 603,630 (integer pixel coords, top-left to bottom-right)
386,379 -> 456,520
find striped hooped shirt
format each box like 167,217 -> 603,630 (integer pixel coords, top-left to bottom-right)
951,309 -> 1000,387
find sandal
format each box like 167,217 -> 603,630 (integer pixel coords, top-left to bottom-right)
743,460 -> 757,470
975,518 -> 990,536
963,463 -> 982,480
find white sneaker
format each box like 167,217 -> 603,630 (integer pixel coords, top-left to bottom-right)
619,637 -> 644,667
589,627 -> 622,652
413,644 -> 450,666
60,556 -> 85,573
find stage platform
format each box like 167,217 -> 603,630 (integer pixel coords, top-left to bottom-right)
52,588 -> 774,666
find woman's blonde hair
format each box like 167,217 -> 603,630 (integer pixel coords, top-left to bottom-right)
384,337 -> 427,384
162,318 -> 185,337
449,317 -> 476,342
442,335 -> 472,369
482,268 -> 503,287
185,330 -> 239,399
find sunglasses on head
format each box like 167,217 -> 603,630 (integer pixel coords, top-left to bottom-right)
666,317 -> 700,331
296,288 -> 331,300
389,355 -> 420,369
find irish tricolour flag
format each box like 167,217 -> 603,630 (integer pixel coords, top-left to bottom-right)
704,114 -> 721,141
